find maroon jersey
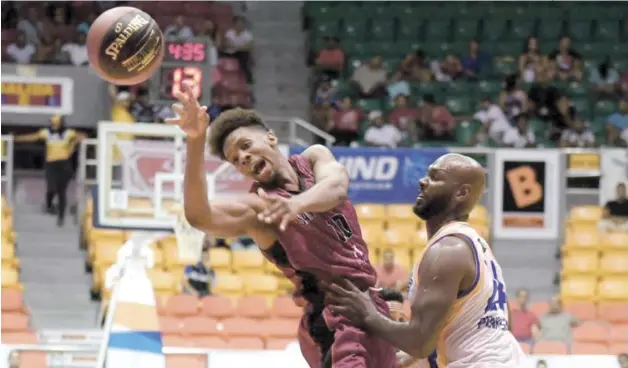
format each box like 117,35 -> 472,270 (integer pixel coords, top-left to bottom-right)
250,153 -> 377,293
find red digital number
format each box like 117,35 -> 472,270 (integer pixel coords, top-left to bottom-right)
167,43 -> 183,60
170,67 -> 203,99
167,42 -> 206,62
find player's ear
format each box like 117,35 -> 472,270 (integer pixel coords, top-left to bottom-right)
457,184 -> 471,202
266,130 -> 277,147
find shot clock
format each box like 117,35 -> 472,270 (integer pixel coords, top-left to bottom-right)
149,38 -> 214,105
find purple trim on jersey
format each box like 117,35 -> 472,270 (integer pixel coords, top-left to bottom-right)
422,233 -> 481,299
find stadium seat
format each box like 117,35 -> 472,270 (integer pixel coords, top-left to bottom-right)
1,268 -> 22,290
159,316 -> 184,335
561,251 -> 599,277
532,340 -> 568,354
221,317 -> 264,338
181,316 -> 220,337
1,331 -> 38,344
601,233 -> 628,251
360,226 -> 384,248
382,223 -> 416,249
228,336 -> 265,350
165,355 -> 206,368
568,205 -> 603,224
236,295 -> 271,319
165,294 -> 199,317
1,289 -> 25,313
266,338 -> 295,350
1,313 -> 29,332
262,318 -> 300,339
355,204 -> 386,221
19,351 -> 47,368
561,276 -> 597,301
272,296 -> 304,319
529,301 -> 549,318
244,274 -> 279,301
598,277 -> 628,301
147,269 -> 176,297
572,321 -> 609,343
599,251 -> 628,276
469,205 -> 488,225
213,273 -> 245,299
232,250 -> 265,276
563,229 -> 600,253
563,301 -> 597,321
200,295 -> 235,319
597,302 -> 628,324
609,324 -> 628,343
518,342 -> 531,354
571,342 -> 610,354
193,336 -> 229,349
209,248 -> 232,272
386,204 -> 420,226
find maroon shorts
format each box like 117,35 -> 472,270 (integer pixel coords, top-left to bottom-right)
296,289 -> 398,368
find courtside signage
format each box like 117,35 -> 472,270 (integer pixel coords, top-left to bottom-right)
0,75 -> 73,115
492,150 -> 560,239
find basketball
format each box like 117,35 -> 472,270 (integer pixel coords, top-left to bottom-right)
87,6 -> 164,85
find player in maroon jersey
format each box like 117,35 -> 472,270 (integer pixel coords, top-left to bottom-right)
166,82 -> 397,368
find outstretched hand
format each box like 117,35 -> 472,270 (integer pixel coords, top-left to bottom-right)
256,188 -> 302,231
165,80 -> 209,139
323,278 -> 379,329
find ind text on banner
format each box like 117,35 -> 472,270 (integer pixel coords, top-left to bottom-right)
1,75 -> 74,115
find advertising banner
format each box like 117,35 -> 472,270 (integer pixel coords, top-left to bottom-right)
492,149 -> 561,239
1,75 -> 73,115
600,148 -> 628,206
289,147 -> 448,204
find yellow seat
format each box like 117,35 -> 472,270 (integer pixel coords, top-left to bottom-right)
601,233 -> 628,251
360,225 -> 384,248
213,273 -> 245,299
355,204 -> 386,221
382,223 -> 416,249
563,229 -> 601,253
561,251 -> 599,277
569,206 -> 603,224
599,252 -> 628,276
469,205 -> 488,225
386,204 -> 419,226
1,267 -> 22,290
244,274 -> 278,300
561,276 -> 597,301
232,250 -> 265,275
147,269 -> 176,296
209,248 -> 232,272
597,277 -> 628,302
414,228 -> 429,248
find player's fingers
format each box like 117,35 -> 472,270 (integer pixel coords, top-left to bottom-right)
164,118 -> 181,125
279,214 -> 292,231
326,282 -> 352,297
171,103 -> 184,115
182,80 -> 196,102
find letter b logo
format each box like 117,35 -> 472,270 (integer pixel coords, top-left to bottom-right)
506,165 -> 543,208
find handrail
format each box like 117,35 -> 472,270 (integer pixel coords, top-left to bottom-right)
288,117 -> 336,146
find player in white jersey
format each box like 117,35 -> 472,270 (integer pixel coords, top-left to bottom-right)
326,153 -> 524,368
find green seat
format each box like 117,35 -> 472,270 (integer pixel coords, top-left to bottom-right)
370,21 -> 394,42
482,19 -> 508,42
370,42 -> 396,57
566,81 -> 588,97
494,58 -> 518,75
568,20 -> 593,41
415,141 -> 453,148
538,20 -> 565,41
313,21 -> 340,39
342,20 -> 367,41
445,81 -> 475,96
455,120 -> 482,146
344,42 -> 368,57
476,80 -> 502,96
594,100 -> 618,118
357,99 -> 383,112
454,20 -> 479,41
347,57 -> 363,75
492,42 -> 521,57
528,118 -> 546,138
308,5 -> 344,21
596,20 -> 620,41
571,97 -> 592,119
411,82 -> 445,98
369,5 -> 397,20
424,20 -> 451,42
446,97 -> 473,116
510,19 -> 536,40
398,23 -> 420,41
396,4 -> 435,21
436,42 -> 466,58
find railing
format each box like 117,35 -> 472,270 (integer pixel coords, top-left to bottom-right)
262,115 -> 335,147
1,135 -> 15,205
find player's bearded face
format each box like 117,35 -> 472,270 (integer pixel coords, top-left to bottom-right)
413,179 -> 452,220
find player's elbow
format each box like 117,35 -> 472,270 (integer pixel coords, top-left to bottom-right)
331,165 -> 350,200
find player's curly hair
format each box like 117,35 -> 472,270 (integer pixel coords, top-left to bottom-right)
208,108 -> 271,160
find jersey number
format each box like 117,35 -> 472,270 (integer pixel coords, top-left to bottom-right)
326,214 -> 353,243
484,260 -> 507,313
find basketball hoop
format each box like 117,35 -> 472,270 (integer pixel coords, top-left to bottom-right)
172,209 -> 205,262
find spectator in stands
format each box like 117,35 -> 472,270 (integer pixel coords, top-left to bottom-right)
419,94 -> 456,141
164,15 -> 194,40
197,20 -> 223,50
49,4 -> 70,26
328,96 -> 362,146
607,98 -> 628,145
473,96 -> 511,145
388,94 -> 420,145
461,40 -> 491,80
351,55 -> 388,98
315,36 -> 345,80
601,183 -> 628,231
314,75 -> 338,106
8,350 -> 20,368
510,288 -> 540,343
182,245 -> 215,297
548,36 -> 583,81
528,67 -> 562,124
519,36 -> 545,83
6,30 -> 35,64
109,85 -> 135,123
363,110 -> 403,148
559,116 -> 596,148
590,57 -> 621,98
499,74 -> 528,121
379,288 -> 407,322
618,353 -> 628,368
34,33 -> 69,64
502,114 -> 536,148
17,6 -> 43,44
223,16 -> 254,83
375,249 -> 408,291
76,12 -> 96,34
387,71 -> 411,102
399,49 -> 433,82
311,101 -> 334,142
537,295 -> 579,344
433,54 -> 463,82
61,31 -> 88,66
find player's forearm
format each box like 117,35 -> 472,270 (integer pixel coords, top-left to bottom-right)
365,312 -> 431,359
293,169 -> 348,213
183,136 -> 212,227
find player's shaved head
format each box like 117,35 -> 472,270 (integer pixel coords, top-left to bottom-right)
434,153 -> 486,213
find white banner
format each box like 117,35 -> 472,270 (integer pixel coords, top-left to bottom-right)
600,148 -> 628,206
0,75 -> 74,115
493,149 -> 561,239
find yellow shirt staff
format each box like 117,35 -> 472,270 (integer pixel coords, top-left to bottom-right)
14,115 -> 87,162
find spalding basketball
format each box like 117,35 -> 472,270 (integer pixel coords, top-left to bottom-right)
87,7 -> 164,85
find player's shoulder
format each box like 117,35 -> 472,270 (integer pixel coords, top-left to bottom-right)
301,144 -> 335,163
420,235 -> 475,272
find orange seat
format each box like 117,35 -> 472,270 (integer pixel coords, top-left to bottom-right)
532,340 -> 568,354
601,232 -> 628,251
563,301 -> 597,321
228,336 -> 265,349
563,229 -> 600,253
165,355 -> 206,368
272,296 -> 303,319
571,342 -> 610,354
159,316 -> 184,335
598,277 -> 628,301
1,313 -> 29,332
221,317 -> 264,338
263,318 -> 300,339
572,322 -> 609,343
200,295 -> 235,319
609,324 -> 628,343
599,251 -> 628,276
597,302 -> 628,324
165,294 -> 199,317
529,301 -> 549,318
162,334 -> 189,347
236,295 -> 270,319
181,316 -> 220,337
610,342 -> 628,355
561,276 -> 597,301
19,351 -> 47,368
518,342 -> 531,354
1,289 -> 24,313
209,247 -> 232,272
561,251 -> 599,276
1,331 -> 38,344
193,336 -> 229,349
266,337 -> 295,350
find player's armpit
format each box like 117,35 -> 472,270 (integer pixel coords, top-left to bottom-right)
189,193 -> 266,238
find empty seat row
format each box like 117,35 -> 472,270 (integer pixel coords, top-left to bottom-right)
158,295 -> 302,320
561,276 -> 628,302
159,316 -> 298,340
521,340 -> 628,355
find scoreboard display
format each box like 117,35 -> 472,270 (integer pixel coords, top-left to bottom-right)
149,38 -> 214,105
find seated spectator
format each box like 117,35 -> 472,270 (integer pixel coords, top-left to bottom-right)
197,19 -> 223,50
461,40 -> 491,79
363,110 -> 402,148
328,97 -> 363,146
473,96 -> 511,145
17,6 -> 44,44
182,245 -> 215,297
510,288 -> 540,343
49,4 -> 69,26
559,116 -> 596,148
433,54 -> 463,82
164,15 -> 194,40
34,33 -> 69,64
518,36 -> 546,83
499,74 -> 528,121
502,114 -> 536,148
620,70 -> 628,97
375,249 -> 408,291
6,31 -> 35,64
548,36 -> 583,81
387,71 -> 411,102
314,75 -> 338,105
351,55 -> 388,98
399,49 -> 433,82
310,101 -> 334,140
419,94 -> 456,141
315,36 -> 345,79
589,58 -> 621,98
537,295 -> 579,343
528,67 -> 561,122
76,12 -> 96,34
388,94 -> 420,144
379,288 -> 407,322
61,32 -> 88,66
223,16 -> 254,83
600,183 -> 628,231
607,98 -> 628,145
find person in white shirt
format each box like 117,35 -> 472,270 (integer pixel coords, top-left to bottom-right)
473,97 -> 511,144
364,110 -> 403,148
61,32 -> 88,66
502,114 -> 536,148
223,16 -> 254,83
164,15 -> 195,40
7,31 -> 35,64
559,117 -> 596,148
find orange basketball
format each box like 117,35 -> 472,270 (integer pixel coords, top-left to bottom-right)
87,6 -> 164,85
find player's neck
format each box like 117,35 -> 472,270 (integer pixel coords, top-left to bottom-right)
426,212 -> 468,239
274,160 -> 300,191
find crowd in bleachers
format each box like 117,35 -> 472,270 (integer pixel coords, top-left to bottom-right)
306,2 -> 628,149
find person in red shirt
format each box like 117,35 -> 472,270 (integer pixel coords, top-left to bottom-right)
329,96 -> 363,146
510,288 -> 540,343
388,94 -> 421,144
419,94 -> 457,141
375,249 -> 408,291
315,36 -> 345,79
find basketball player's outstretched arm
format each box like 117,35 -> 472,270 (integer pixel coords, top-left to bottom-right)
326,236 -> 475,359
167,81 -> 265,238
